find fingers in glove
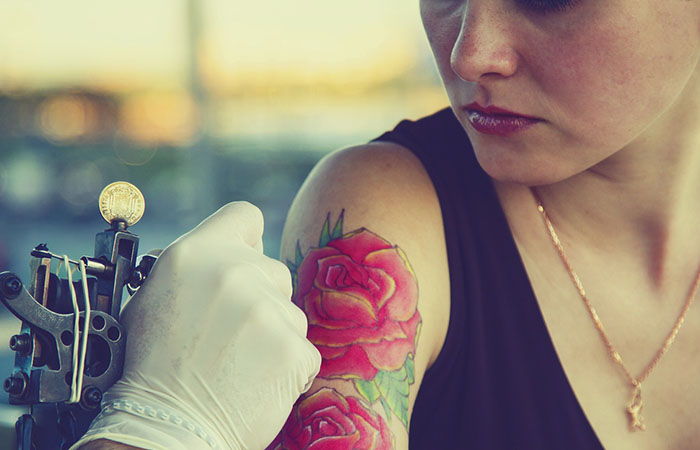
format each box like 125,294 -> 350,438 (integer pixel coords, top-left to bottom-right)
190,201 -> 265,250
299,338 -> 321,393
220,261 -> 307,337
204,243 -> 293,299
250,253 -> 294,299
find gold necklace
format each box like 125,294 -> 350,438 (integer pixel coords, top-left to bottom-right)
532,188 -> 700,431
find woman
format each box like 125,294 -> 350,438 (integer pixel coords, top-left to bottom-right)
271,1 -> 700,448
79,0 -> 700,448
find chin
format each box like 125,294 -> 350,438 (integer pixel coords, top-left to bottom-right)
472,146 -> 574,187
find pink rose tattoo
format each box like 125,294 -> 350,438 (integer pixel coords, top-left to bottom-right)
284,211 -> 421,430
295,227 -> 421,381
269,387 -> 392,450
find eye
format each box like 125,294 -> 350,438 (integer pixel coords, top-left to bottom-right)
517,0 -> 578,13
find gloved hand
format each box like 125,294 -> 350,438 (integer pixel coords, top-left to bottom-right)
71,202 -> 321,450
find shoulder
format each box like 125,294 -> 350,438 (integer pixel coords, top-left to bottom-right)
283,141 -> 443,251
284,109 -> 472,247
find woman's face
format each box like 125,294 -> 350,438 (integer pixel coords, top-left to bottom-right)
420,0 -> 700,184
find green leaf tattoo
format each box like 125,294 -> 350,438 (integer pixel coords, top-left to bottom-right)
318,210 -> 345,247
295,241 -> 304,266
379,397 -> 393,423
319,213 -> 333,247
355,378 -> 381,403
331,209 -> 344,240
406,355 -> 415,385
353,354 -> 418,429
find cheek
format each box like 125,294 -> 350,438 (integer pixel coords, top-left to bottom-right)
536,32 -> 639,147
419,5 -> 463,87
532,7 -> 700,150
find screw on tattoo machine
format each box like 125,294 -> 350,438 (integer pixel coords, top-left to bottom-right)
0,181 -> 157,450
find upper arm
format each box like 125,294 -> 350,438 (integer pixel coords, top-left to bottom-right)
270,142 -> 450,449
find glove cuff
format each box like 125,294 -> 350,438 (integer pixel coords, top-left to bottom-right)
70,397 -> 231,450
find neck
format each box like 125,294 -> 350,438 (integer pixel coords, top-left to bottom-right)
533,71 -> 700,291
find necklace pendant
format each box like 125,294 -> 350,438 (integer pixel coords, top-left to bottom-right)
626,383 -> 646,431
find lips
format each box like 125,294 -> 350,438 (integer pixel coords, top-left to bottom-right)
464,102 -> 541,136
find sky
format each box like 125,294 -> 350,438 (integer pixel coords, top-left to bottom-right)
0,0 -> 432,92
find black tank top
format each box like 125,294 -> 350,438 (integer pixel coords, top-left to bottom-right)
372,108 -> 604,449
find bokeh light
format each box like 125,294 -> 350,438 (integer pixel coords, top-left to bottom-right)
57,161 -> 104,210
118,91 -> 198,146
39,95 -> 99,144
2,151 -> 53,213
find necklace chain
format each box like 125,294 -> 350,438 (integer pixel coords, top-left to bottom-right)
532,189 -> 700,431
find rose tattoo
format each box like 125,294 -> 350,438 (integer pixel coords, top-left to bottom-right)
284,212 -> 421,431
269,387 -> 392,450
295,227 -> 421,381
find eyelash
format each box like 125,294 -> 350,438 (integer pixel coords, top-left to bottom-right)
517,0 -> 578,13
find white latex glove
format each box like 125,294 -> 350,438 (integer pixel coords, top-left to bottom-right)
71,202 -> 321,450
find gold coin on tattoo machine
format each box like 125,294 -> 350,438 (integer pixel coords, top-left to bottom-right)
98,181 -> 145,227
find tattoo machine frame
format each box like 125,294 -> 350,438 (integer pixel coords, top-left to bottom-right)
0,215 -> 155,449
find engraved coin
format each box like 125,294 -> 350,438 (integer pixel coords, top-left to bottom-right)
98,181 -> 145,227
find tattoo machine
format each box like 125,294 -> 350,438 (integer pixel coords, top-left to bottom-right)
0,181 -> 155,450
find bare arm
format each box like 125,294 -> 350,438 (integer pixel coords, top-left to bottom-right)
268,142 -> 450,449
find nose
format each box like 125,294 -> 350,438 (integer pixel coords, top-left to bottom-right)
450,2 -> 519,82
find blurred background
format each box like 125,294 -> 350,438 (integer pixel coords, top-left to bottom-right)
0,0 -> 447,443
